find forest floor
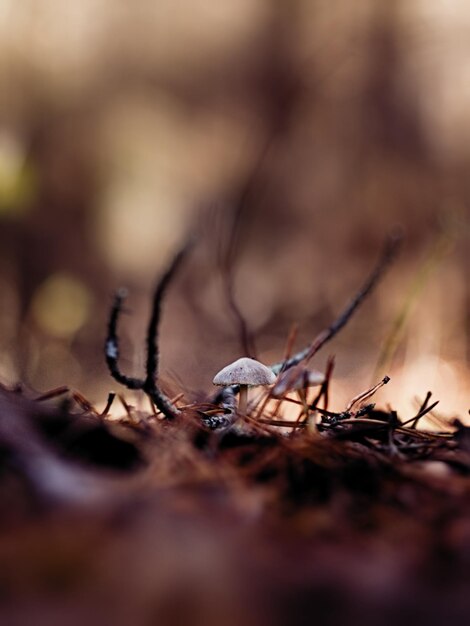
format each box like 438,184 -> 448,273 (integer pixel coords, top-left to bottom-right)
0,379 -> 469,626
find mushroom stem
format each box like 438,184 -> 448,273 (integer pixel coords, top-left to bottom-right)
238,385 -> 248,415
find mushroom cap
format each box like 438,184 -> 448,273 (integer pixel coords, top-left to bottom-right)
213,357 -> 276,387
271,366 -> 325,397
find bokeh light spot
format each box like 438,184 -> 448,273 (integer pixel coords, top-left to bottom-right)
31,273 -> 92,338
0,132 -> 36,215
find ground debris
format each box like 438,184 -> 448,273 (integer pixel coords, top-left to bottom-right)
0,382 -> 469,626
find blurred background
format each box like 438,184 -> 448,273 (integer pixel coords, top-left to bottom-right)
0,0 -> 468,417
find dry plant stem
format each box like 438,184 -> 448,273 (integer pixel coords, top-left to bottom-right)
297,362 -> 330,426
271,233 -> 402,375
218,131 -> 278,359
304,357 -> 335,431
117,394 -> 133,417
279,322 -> 299,375
254,390 -> 273,420
297,389 -> 309,419
219,208 -> 256,359
35,386 -> 101,416
253,325 -> 300,420
258,418 -> 307,428
170,392 -> 185,405
105,289 -> 145,391
346,376 -> 390,412
144,244 -> 190,389
262,396 -> 284,421
100,393 -> 116,417
282,396 -> 306,407
223,276 -> 256,358
373,231 -> 451,381
401,400 -> 440,428
35,386 -> 70,402
317,355 -> 335,412
72,391 -> 100,415
242,412 -> 292,441
105,242 -> 192,419
255,417 -> 453,440
423,411 -> 451,432
415,391 -> 433,416
148,395 -> 158,416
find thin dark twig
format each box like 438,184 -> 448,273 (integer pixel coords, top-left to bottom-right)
71,391 -> 99,416
117,394 -> 133,417
35,386 -> 70,402
220,204 -> 258,359
311,406 -> 340,419
145,242 -> 192,388
105,288 -> 145,390
271,232 -> 402,375
401,400 -> 440,428
218,133 -> 278,359
417,391 -> 433,415
105,242 -> 192,419
223,275 -> 256,358
319,355 -> 335,412
279,323 -> 299,379
142,242 -> 193,419
258,418 -> 308,428
346,376 -> 390,412
100,392 -> 116,417
297,356 -> 335,433
409,391 -> 432,429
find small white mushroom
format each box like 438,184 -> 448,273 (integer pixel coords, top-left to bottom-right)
213,357 -> 276,415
